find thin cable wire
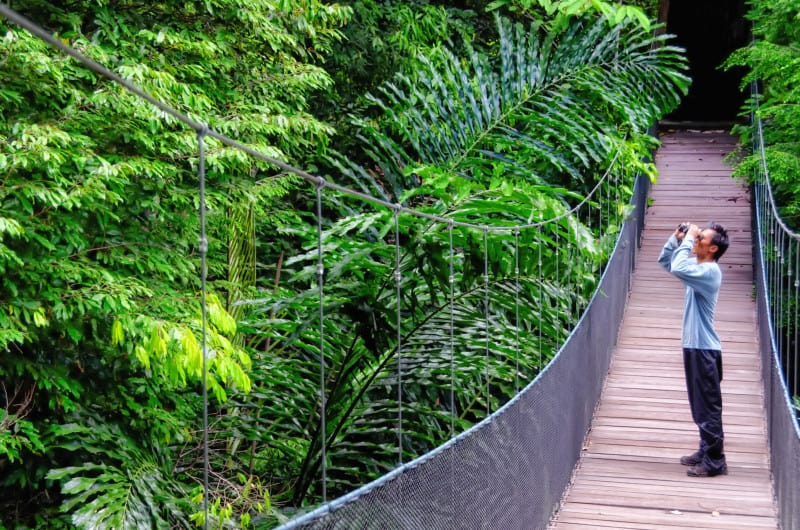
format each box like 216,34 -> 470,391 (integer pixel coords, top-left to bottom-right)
514,228 -> 520,394
316,180 -> 328,502
447,220 -> 455,527
555,229 -> 561,349
753,84 -> 800,406
483,227 -> 490,417
795,239 -> 799,397
394,206 -> 403,465
566,231 -> 572,330
448,221 -> 456,438
779,230 -> 786,358
538,221 -> 543,371
197,130 -> 210,530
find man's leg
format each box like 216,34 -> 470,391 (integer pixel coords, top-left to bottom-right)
682,348 -> 704,460
684,348 -> 726,474
683,349 -> 726,474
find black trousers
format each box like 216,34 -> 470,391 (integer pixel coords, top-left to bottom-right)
683,347 -> 726,471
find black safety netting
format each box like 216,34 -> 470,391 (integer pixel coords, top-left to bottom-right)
277,173 -> 650,530
752,161 -> 800,530
754,221 -> 800,530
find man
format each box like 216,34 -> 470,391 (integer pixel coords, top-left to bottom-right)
658,222 -> 730,477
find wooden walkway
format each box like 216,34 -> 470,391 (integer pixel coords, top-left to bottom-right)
549,130 -> 780,529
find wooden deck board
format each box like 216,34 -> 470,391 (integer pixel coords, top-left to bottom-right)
549,130 -> 779,530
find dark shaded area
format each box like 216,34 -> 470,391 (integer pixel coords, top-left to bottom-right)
665,0 -> 749,122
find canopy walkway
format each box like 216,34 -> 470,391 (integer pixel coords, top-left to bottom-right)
550,129 -> 778,529
2,5 -> 798,528
281,127 -> 800,530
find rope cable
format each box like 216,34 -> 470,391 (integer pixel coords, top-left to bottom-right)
484,227 -> 490,417
394,206 -> 403,465
795,239 -> 799,395
555,229 -> 561,348
538,220 -> 543,370
316,179 -> 328,502
447,220 -> 456,528
448,220 -> 456,438
514,228 -> 520,394
780,230 -> 786,357
197,129 -> 210,530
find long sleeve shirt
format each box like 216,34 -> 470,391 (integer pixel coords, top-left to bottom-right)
657,234 -> 722,350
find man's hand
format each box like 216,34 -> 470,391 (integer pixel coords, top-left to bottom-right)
675,221 -> 693,242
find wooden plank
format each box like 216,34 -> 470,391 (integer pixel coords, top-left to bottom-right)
548,130 -> 779,529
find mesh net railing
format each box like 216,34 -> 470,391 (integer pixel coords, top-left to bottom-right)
0,5 -> 654,528
278,171 -> 650,529
750,87 -> 800,530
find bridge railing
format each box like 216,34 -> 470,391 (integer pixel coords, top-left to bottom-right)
750,86 -> 800,530
0,5 -> 654,528
278,161 -> 651,529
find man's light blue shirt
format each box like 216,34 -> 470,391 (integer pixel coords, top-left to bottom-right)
658,234 -> 722,350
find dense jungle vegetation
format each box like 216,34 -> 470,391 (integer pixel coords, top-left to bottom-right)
727,0 -> 800,225
725,0 -> 800,413
15,0 -> 793,527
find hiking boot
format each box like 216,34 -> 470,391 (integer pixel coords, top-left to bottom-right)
680,451 -> 702,466
686,463 -> 728,477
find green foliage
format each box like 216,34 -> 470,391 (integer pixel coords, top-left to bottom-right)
1,1 -> 689,527
0,386 -> 45,465
355,14 -> 684,195
315,0 -> 478,156
234,12 -> 687,513
725,0 -> 800,225
46,420 -> 191,529
0,0 -> 347,526
725,0 -> 800,410
486,0 -> 654,33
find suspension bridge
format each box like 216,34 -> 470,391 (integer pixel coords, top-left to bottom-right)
551,129 -> 775,529
281,126 -> 799,530
2,4 -> 799,529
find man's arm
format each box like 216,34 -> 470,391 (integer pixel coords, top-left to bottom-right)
669,233 -> 719,297
658,228 -> 684,272
658,235 -> 678,272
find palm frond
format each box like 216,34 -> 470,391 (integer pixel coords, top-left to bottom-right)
364,15 -> 687,188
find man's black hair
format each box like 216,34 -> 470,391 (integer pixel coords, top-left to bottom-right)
708,222 -> 729,261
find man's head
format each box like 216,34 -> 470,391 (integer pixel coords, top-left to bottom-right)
695,222 -> 729,262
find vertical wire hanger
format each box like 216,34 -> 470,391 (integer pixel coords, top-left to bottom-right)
197,127 -> 210,530
538,217 -> 544,371
483,227 -> 490,417
514,227 -> 520,394
448,219 -> 456,438
795,239 -> 800,395
316,178 -> 328,502
394,205 -> 403,465
447,219 -> 456,527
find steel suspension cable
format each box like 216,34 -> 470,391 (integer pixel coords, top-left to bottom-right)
448,220 -> 456,438
484,227 -> 490,416
555,229 -> 561,349
795,239 -> 799,395
447,220 -> 456,528
538,221 -> 544,371
514,228 -> 521,394
197,129 -> 210,530
316,180 -> 328,502
393,206 -> 403,465
753,83 -> 800,406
